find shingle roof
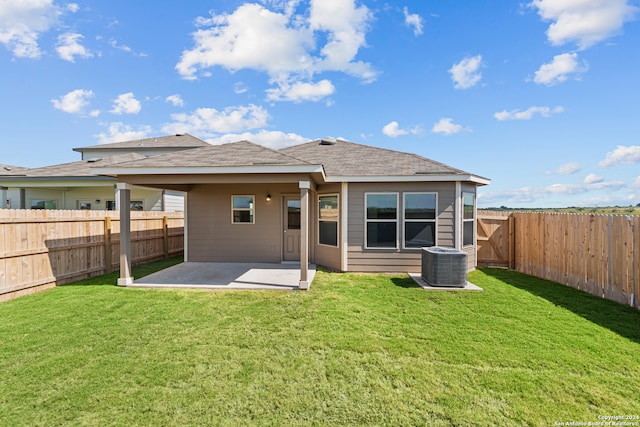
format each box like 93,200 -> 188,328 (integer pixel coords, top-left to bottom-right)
103,140 -> 313,168
0,164 -> 30,176
280,139 -> 470,177
23,153 -> 146,177
73,133 -> 209,152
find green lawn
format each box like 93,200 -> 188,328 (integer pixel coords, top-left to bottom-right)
1,259 -> 639,426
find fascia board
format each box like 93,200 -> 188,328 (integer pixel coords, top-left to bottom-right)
92,165 -> 326,177
325,175 -> 491,185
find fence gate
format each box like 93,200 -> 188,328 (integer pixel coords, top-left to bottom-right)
476,212 -> 514,268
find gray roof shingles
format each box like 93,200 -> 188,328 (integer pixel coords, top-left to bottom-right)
23,153 -> 147,177
282,139 -> 469,177
104,140 -> 313,169
0,164 -> 30,176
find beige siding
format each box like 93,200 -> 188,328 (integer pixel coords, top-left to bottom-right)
314,183 -> 342,271
187,183 -> 299,262
347,182 -> 459,273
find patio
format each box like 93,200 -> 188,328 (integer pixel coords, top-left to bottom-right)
127,262 -> 317,290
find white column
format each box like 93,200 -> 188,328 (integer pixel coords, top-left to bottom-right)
455,181 -> 462,250
341,182 -> 349,272
299,181 -> 310,289
117,183 -> 134,286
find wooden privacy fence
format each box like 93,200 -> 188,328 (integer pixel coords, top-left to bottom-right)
478,211 -> 640,310
0,209 -> 184,302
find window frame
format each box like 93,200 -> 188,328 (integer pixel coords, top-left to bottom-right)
231,195 -> 255,224
30,199 -> 58,210
462,192 -> 475,247
402,192 -> 438,250
364,192 -> 399,250
318,193 -> 339,247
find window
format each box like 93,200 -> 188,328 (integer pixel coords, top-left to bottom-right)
403,193 -> 437,248
365,193 -> 398,248
106,201 -> 116,211
31,200 -> 57,210
232,195 -> 254,224
77,200 -> 92,210
318,194 -> 339,247
463,193 -> 475,246
130,201 -> 144,211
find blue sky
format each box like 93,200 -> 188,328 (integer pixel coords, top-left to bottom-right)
1,0 -> 639,208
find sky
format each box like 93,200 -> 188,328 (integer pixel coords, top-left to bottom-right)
1,0 -> 639,208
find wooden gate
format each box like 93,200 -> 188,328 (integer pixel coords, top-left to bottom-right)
477,211 -> 514,268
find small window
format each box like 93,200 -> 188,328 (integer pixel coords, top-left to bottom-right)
463,193 -> 475,246
31,200 -> 57,210
131,201 -> 144,211
106,201 -> 116,210
403,193 -> 437,248
232,195 -> 254,224
318,194 -> 339,247
77,200 -> 92,210
365,193 -> 398,248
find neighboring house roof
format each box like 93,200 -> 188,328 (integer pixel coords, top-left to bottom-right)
73,133 -> 210,153
0,164 -> 30,176
1,153 -> 146,181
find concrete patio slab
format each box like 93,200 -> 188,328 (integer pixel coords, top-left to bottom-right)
130,262 -> 316,290
408,273 -> 483,291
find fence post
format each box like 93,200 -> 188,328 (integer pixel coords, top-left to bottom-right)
104,216 -> 112,274
163,216 -> 169,259
508,214 -> 515,270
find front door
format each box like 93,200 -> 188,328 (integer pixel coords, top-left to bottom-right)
283,197 -> 301,261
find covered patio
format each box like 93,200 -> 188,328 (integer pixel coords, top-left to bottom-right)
128,262 -> 317,290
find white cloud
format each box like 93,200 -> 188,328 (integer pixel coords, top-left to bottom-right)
534,52 -> 588,86
265,79 -> 335,102
95,122 -> 152,144
494,105 -> 564,121
51,89 -> 94,114
176,1 -> 376,102
632,177 -> 640,189
55,32 -> 92,62
161,104 -> 270,136
449,55 -> 483,89
165,94 -> 184,107
206,130 -> 310,149
546,161 -> 581,175
382,121 -> 421,138
598,145 -> 640,168
110,92 -> 142,115
66,3 -> 79,13
431,118 -> 464,135
109,39 -> 146,57
403,7 -> 423,36
234,82 -> 249,94
584,173 -> 604,184
0,0 -> 61,58
529,0 -> 638,49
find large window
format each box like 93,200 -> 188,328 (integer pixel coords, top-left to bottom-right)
463,193 -> 475,246
31,200 -> 57,210
365,193 -> 398,248
232,195 -> 254,224
318,194 -> 339,247
403,193 -> 437,248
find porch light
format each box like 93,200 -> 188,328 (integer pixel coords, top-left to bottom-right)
266,194 -> 272,202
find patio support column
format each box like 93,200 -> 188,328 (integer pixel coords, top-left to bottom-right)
299,180 -> 310,289
117,183 -> 134,286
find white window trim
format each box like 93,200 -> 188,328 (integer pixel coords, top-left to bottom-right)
462,192 -> 475,247
402,192 -> 438,250
318,193 -> 339,248
364,192 -> 399,250
231,195 -> 255,224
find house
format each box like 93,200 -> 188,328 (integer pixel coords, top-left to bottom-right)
0,134 -> 208,211
93,137 -> 490,287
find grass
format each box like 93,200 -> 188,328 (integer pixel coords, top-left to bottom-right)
1,259 -> 639,426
